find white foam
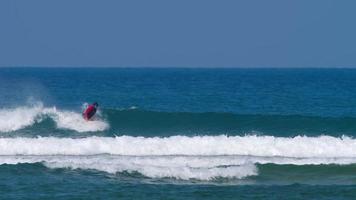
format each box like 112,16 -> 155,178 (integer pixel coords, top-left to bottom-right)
1,135 -> 356,180
0,135 -> 355,158
0,155 -> 258,180
0,105 -> 43,132
1,154 -> 356,180
0,104 -> 109,132
44,108 -> 109,132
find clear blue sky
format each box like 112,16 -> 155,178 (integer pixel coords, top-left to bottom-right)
1,0 -> 355,67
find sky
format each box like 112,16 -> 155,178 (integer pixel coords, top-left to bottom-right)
0,0 -> 356,68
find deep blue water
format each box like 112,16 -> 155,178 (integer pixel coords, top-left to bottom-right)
2,67 -> 356,116
1,68 -> 356,199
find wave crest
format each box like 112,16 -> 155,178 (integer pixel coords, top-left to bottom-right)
0,104 -> 109,133
0,135 -> 355,157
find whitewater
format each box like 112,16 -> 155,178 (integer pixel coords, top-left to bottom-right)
0,135 -> 356,157
0,103 -> 109,132
0,135 -> 355,180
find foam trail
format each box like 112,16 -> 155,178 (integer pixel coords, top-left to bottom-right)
1,154 -> 356,180
0,104 -> 109,132
0,135 -> 356,157
0,155 -> 258,180
44,158 -> 257,180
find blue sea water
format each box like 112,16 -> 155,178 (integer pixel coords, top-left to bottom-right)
1,68 -> 356,199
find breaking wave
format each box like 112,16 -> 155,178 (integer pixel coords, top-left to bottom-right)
0,155 -> 258,180
0,103 -> 109,133
0,135 -> 355,180
0,135 -> 355,157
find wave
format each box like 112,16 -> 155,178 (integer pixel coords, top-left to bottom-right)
1,135 -> 356,180
0,155 -> 258,180
0,103 -> 109,133
0,135 -> 356,157
3,103 -> 356,136
0,105 -> 43,132
4,157 -> 356,183
3,154 -> 356,181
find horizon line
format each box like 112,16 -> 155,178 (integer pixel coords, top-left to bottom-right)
1,66 -> 356,69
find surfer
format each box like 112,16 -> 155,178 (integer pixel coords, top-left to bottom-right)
83,102 -> 98,121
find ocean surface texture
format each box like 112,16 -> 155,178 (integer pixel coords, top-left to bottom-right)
1,68 -> 356,199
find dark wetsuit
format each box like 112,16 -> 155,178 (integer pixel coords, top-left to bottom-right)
83,105 -> 97,120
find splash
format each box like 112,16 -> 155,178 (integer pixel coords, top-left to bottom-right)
0,103 -> 109,133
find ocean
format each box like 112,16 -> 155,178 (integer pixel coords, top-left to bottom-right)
1,67 -> 356,199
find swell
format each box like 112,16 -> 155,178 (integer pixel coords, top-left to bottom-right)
104,109 -> 356,136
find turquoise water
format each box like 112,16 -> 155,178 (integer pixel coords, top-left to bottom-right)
1,68 -> 356,199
